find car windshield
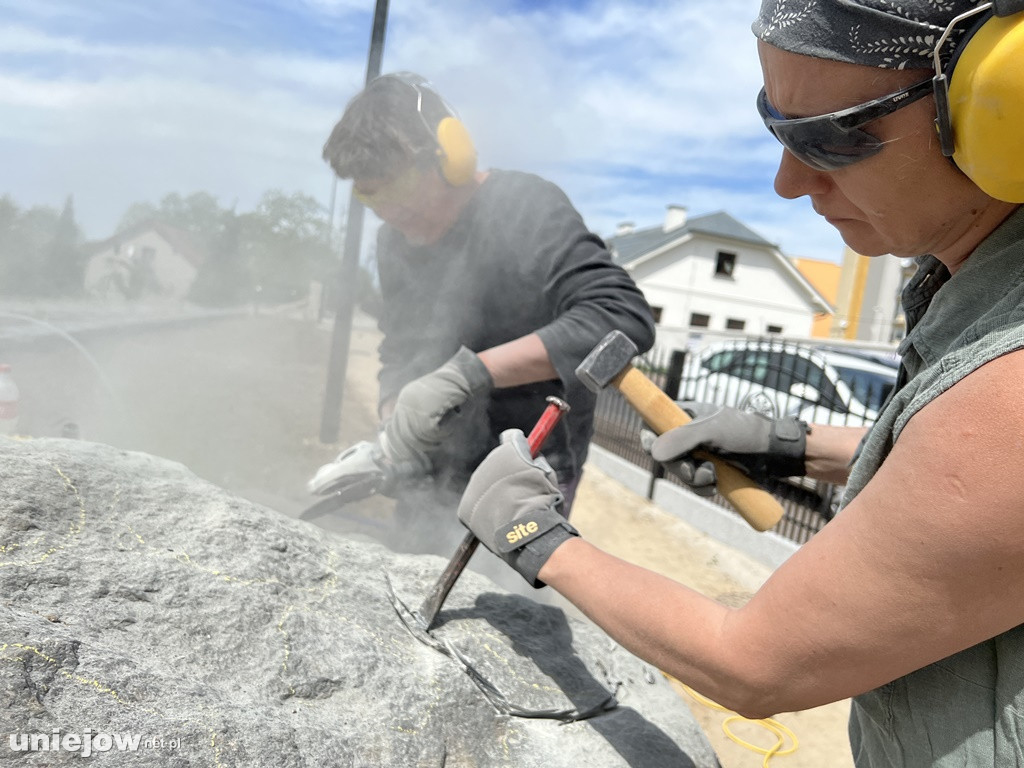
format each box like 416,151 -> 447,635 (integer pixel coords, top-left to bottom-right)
832,366 -> 896,412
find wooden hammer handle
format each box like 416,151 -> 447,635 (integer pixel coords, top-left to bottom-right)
613,366 -> 784,532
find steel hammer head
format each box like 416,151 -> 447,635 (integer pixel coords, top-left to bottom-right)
575,330 -> 640,393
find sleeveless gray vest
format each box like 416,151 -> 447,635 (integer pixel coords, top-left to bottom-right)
842,207 -> 1024,767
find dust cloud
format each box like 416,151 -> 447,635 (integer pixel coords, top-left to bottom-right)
0,304 -> 550,602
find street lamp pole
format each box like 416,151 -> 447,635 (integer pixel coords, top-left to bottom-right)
318,0 -> 390,444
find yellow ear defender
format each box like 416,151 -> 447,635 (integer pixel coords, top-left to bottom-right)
381,72 -> 478,187
434,115 -> 477,186
933,0 -> 1024,202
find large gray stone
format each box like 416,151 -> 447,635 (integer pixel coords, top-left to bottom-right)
0,438 -> 719,767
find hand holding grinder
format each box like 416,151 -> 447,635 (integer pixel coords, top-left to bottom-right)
306,346 -> 493,503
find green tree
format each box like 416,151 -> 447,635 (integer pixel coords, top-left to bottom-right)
0,195 -> 21,294
44,196 -> 84,296
115,201 -> 159,233
188,208 -> 252,306
242,190 -> 332,305
113,188 -> 359,308
117,192 -> 226,248
0,199 -> 68,296
157,191 -> 224,250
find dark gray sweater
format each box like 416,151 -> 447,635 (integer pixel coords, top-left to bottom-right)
376,169 -> 655,488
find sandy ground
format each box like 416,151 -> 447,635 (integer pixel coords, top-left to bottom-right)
2,309 -> 853,768
570,469 -> 853,768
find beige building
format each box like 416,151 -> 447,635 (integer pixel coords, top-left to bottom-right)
789,256 -> 842,338
830,248 -> 916,343
84,222 -> 205,301
791,249 -> 917,344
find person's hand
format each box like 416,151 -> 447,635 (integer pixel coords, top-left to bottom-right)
643,402 -> 808,496
458,429 -> 578,587
380,346 -> 493,469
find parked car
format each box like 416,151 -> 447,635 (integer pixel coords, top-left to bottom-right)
678,339 -> 898,428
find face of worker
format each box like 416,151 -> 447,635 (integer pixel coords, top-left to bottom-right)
353,163 -> 454,247
758,41 -> 1005,269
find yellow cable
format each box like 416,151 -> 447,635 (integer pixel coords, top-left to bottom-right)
666,674 -> 799,767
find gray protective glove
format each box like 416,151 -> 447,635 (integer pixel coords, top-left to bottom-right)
381,346 -> 493,470
457,429 -> 578,588
643,402 -> 807,496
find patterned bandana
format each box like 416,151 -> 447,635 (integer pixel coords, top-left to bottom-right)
752,0 -> 982,69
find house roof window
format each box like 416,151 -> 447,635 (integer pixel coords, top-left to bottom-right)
715,251 -> 736,278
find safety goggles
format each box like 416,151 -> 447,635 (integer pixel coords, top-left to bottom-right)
352,165 -> 423,209
756,78 -> 934,171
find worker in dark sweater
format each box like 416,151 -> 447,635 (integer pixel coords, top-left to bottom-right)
310,72 -> 655,553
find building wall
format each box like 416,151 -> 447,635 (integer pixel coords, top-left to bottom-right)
831,248 -> 911,343
628,238 -> 818,343
85,231 -> 198,300
858,255 -> 906,343
791,257 -> 841,338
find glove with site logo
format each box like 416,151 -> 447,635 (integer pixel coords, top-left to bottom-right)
458,429 -> 578,588
642,402 -> 807,496
380,346 -> 493,469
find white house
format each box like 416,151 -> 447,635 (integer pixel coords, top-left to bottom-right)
84,221 -> 204,301
607,205 -> 832,350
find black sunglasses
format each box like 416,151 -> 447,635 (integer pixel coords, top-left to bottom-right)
757,78 -> 935,171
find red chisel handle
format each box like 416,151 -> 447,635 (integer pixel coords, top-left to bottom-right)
525,396 -> 569,455
417,396 -> 570,629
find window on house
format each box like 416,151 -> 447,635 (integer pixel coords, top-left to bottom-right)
766,324 -> 783,334
650,306 -> 663,324
715,251 -> 736,278
725,318 -> 746,331
689,312 -> 710,328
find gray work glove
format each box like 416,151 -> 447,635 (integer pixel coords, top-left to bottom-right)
381,346 -> 493,470
458,429 -> 578,588
643,402 -> 807,496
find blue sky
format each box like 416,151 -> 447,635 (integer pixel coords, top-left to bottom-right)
0,0 -> 848,262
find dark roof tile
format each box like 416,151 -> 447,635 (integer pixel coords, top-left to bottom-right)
607,211 -> 775,265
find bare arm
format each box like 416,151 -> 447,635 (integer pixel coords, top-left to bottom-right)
803,423 -> 868,484
540,350 -> 1024,718
477,333 -> 558,389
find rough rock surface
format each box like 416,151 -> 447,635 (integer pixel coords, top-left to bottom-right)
0,438 -> 720,767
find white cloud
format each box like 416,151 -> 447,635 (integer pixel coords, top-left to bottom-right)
0,0 -> 848,262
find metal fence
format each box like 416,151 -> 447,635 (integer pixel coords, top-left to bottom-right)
590,336 -> 897,545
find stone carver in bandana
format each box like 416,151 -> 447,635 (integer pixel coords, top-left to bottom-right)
455,1 -> 1024,765
753,0 -> 975,68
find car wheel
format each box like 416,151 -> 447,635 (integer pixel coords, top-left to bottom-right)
739,390 -> 777,419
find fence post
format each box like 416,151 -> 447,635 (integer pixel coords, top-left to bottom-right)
646,349 -> 687,499
663,349 -> 686,401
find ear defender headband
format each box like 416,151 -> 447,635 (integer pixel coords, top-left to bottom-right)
932,0 -> 1024,202
382,72 -> 478,187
